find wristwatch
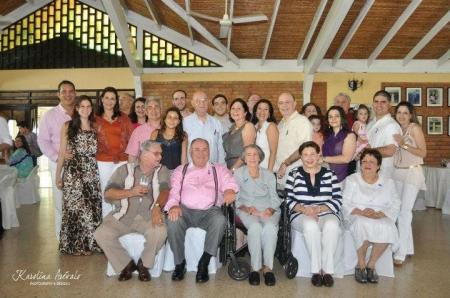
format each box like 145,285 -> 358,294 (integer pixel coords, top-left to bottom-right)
154,203 -> 161,210
402,144 -> 409,150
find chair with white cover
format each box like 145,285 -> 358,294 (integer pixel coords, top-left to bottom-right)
163,227 -> 221,274
292,229 -> 394,278
0,166 -> 19,229
15,166 -> 40,206
106,233 -> 167,278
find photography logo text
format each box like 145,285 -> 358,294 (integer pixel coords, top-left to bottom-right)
12,269 -> 81,286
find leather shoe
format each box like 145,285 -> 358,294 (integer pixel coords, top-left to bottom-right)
322,274 -> 334,287
355,267 -> 367,283
311,273 -> 323,287
136,259 -> 151,282
366,268 -> 379,283
118,260 -> 136,281
263,272 -> 276,286
248,271 -> 260,286
172,260 -> 186,281
196,261 -> 209,283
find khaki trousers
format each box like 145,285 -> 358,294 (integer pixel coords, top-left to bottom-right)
94,214 -> 167,273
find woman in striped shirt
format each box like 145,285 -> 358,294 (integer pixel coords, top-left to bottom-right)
285,141 -> 342,287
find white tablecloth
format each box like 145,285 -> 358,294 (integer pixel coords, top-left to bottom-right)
0,165 -> 19,229
416,166 -> 450,209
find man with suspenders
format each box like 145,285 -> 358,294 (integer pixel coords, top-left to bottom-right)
165,138 -> 239,283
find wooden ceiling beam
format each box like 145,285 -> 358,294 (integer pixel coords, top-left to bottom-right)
367,0 -> 422,66
184,0 -> 194,44
304,0 -> 354,75
296,0 -> 328,65
101,0 -> 143,76
332,0 -> 374,66
403,10 -> 450,66
226,0 -> 235,59
143,0 -> 161,30
437,49 -> 450,67
160,0 -> 240,65
261,0 -> 281,65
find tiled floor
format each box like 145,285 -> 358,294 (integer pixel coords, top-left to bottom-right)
1,167 -> 450,298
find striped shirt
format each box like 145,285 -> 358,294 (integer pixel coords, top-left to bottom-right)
285,166 -> 342,222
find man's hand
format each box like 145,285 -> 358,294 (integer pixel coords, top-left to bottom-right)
151,206 -> 164,226
223,190 -> 236,206
130,185 -> 148,197
168,205 -> 182,221
260,208 -> 275,218
277,164 -> 287,179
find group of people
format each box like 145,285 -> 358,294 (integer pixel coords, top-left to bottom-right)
24,80 -> 427,287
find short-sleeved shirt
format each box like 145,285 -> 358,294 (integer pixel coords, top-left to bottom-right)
125,122 -> 159,158
366,114 -> 401,176
105,163 -> 170,225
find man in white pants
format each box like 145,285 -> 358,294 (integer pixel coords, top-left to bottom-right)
38,80 -> 76,240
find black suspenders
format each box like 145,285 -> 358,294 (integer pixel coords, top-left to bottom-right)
179,164 -> 219,206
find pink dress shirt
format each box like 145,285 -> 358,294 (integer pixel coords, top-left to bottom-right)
125,122 -> 158,158
37,104 -> 71,162
164,163 -> 239,211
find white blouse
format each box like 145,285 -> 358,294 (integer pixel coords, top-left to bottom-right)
342,172 -> 401,222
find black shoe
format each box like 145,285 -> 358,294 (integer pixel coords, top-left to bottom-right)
263,272 -> 276,286
118,260 -> 136,281
355,267 -> 367,283
196,260 -> 209,283
248,271 -> 260,286
366,268 -> 379,283
322,274 -> 334,287
172,260 -> 186,281
311,273 -> 323,287
136,259 -> 151,282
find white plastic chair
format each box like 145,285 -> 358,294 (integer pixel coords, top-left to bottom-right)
106,233 -> 167,278
0,166 -> 19,229
15,166 -> 40,206
292,229 -> 394,278
163,227 -> 221,273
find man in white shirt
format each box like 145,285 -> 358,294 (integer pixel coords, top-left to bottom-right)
275,93 -> 312,186
366,90 -> 401,178
212,94 -> 232,132
183,91 -> 225,164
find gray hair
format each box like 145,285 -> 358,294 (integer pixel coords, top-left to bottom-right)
190,138 -> 209,148
139,140 -> 161,155
334,92 -> 351,103
241,144 -> 265,164
144,97 -> 161,109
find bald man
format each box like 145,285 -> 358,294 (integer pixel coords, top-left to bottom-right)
275,92 -> 312,186
183,91 -> 225,164
247,94 -> 261,115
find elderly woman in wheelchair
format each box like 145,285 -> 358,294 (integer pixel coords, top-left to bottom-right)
234,144 -> 281,286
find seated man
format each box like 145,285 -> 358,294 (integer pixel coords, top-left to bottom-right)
165,138 -> 239,283
94,140 -> 170,282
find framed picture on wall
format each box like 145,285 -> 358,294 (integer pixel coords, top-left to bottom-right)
385,87 -> 401,105
417,115 -> 422,125
427,88 -> 443,106
427,117 -> 443,135
448,88 -> 450,106
406,88 -> 422,106
448,116 -> 450,136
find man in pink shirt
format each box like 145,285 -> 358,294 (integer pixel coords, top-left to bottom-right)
126,98 -> 161,162
37,80 -> 76,241
165,138 -> 238,283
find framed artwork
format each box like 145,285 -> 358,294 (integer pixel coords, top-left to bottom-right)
406,88 -> 422,106
448,88 -> 450,107
417,115 -> 422,125
427,116 -> 443,135
427,88 -> 443,107
385,87 -> 401,105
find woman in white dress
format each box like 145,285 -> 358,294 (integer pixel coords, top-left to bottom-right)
343,148 -> 401,284
392,102 -> 426,265
252,99 -> 278,172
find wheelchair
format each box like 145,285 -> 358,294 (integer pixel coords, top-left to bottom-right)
219,189 -> 298,281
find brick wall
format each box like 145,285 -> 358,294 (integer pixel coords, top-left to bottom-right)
142,81 -> 327,120
382,83 -> 450,166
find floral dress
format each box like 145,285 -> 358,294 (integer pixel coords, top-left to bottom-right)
59,129 -> 102,254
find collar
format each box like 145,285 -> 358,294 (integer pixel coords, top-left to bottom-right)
281,111 -> 299,124
57,104 -> 72,116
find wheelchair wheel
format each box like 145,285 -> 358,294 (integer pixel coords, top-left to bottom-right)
228,259 -> 250,281
284,254 -> 298,279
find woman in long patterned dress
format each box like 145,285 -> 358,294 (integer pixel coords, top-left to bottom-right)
55,95 -> 102,255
